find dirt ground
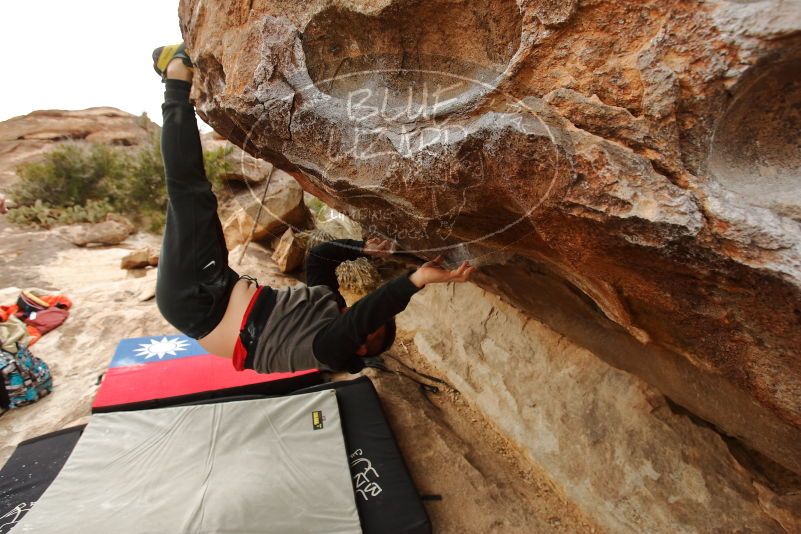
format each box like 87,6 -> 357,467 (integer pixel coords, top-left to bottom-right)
0,218 -> 599,533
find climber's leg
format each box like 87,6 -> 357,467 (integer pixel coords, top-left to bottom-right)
155,57 -> 239,339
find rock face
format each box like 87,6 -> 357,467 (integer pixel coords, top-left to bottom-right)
179,0 -> 801,478
0,107 -> 156,190
398,283 -> 800,533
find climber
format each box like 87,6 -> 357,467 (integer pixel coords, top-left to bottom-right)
152,43 -> 476,374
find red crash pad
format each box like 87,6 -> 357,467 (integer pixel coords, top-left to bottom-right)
92,334 -> 320,413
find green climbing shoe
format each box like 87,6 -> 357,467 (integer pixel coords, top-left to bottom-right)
152,42 -> 193,81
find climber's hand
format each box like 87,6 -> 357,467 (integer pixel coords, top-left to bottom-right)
363,237 -> 395,257
0,194 -> 7,214
409,256 -> 475,288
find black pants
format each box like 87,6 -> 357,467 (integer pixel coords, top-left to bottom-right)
155,80 -> 240,339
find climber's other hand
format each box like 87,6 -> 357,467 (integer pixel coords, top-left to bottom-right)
409,256 -> 475,288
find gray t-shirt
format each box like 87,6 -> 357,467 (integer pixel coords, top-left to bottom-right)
249,284 -> 342,373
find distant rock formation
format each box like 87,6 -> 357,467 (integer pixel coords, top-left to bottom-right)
0,107 -> 156,190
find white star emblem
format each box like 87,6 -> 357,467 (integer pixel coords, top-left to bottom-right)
133,337 -> 191,360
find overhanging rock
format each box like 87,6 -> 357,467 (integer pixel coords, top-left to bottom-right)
179,0 -> 801,473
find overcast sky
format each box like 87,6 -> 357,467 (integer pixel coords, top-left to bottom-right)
0,1 -> 189,126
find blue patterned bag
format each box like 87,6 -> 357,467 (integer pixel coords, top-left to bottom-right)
0,347 -> 52,410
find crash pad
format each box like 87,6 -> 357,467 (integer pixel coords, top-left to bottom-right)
12,390 -> 361,533
92,334 -> 320,412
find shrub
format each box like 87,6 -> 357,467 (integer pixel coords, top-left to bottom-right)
8,199 -> 114,228
203,145 -> 233,191
108,133 -> 167,224
11,143 -> 124,208
9,133 -> 233,232
7,200 -> 58,227
56,199 -> 115,225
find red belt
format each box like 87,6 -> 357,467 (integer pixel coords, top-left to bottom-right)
232,286 -> 264,371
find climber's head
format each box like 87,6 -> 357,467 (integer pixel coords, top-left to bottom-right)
355,319 -> 397,357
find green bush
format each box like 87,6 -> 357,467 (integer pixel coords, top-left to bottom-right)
9,133 -> 232,232
109,133 -> 166,216
11,143 -> 124,208
203,145 -> 233,191
8,199 -> 114,228
7,200 -> 58,227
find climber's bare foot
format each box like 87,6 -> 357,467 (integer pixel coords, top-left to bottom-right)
166,58 -> 193,83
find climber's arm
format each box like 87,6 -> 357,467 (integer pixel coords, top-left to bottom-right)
312,256 -> 475,372
313,271 -> 420,372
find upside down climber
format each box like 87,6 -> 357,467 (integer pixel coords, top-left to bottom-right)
152,43 -> 476,374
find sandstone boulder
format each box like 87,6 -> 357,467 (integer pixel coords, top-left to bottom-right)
69,215 -> 135,247
201,131 -> 273,183
147,250 -> 160,267
219,168 -> 309,247
271,228 -> 306,273
179,0 -> 801,478
121,248 -> 153,270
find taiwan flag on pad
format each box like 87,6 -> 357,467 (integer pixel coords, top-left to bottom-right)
92,334 -> 321,413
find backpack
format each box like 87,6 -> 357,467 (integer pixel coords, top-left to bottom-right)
0,346 -> 53,410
